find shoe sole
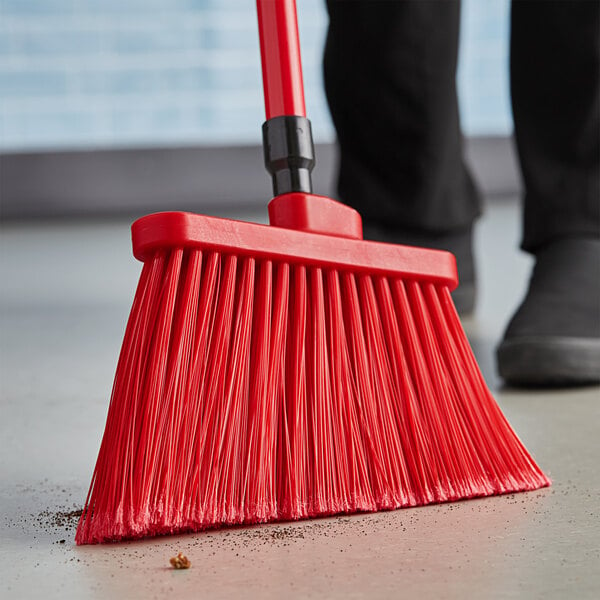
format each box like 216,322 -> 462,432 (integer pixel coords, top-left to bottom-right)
497,336 -> 600,386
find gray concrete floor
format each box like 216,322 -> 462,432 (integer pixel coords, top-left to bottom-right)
1,199 -> 599,599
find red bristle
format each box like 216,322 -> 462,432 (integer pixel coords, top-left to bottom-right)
164,250 -> 203,529
272,264 -> 293,517
324,270 -> 374,513
374,276 -> 437,505
76,250 -> 550,545
391,278 -> 459,503
436,286 -> 549,491
282,265 -> 310,520
182,251 -> 220,529
197,254 -> 239,526
358,274 -> 415,508
341,272 -> 400,510
244,260 -> 275,522
306,267 -> 337,515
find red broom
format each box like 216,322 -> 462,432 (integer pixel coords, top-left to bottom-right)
76,0 -> 549,545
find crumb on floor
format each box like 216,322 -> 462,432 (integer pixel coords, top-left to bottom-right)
169,552 -> 191,569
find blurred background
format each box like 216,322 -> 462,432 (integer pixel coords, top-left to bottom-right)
3,6 -> 600,599
0,0 -> 517,219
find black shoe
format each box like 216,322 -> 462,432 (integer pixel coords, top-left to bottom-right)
497,238 -> 600,386
361,222 -> 476,316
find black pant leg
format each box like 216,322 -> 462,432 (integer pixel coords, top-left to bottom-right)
323,0 -> 480,234
511,0 -> 600,253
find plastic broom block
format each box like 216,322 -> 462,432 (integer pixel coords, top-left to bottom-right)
76,194 -> 550,544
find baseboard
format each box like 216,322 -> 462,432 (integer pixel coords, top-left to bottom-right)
0,137 -> 521,221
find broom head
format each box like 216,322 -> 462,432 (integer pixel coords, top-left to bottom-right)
76,193 -> 550,544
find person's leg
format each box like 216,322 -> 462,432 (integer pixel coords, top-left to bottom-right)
497,0 -> 600,385
323,0 -> 480,313
511,0 -> 599,251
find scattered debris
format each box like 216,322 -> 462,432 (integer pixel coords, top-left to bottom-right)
36,508 -> 83,533
170,552 -> 191,569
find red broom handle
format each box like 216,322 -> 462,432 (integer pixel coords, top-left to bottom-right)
257,0 -> 306,118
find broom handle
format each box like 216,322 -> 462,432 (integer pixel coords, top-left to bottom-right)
257,0 -> 315,196
257,0 -> 306,119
